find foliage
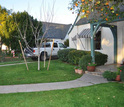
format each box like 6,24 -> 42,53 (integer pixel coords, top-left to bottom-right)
69,0 -> 124,23
64,39 -> 69,47
58,48 -> 76,62
0,5 -> 14,51
0,6 -> 43,51
88,62 -> 97,66
74,66 -> 79,69
68,50 -> 87,65
95,52 -> 108,66
79,55 -> 92,71
103,71 -> 116,81
9,12 -> 42,50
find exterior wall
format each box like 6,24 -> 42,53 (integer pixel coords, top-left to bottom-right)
117,21 -> 124,64
69,23 -> 90,49
97,27 -> 114,64
69,26 -> 78,49
69,17 -> 124,64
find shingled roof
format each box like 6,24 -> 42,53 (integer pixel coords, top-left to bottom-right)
42,22 -> 71,40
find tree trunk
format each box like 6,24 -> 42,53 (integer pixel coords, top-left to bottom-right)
38,46 -> 40,70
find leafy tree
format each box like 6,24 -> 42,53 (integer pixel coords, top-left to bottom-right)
0,5 -> 13,51
69,0 -> 124,23
7,11 -> 42,51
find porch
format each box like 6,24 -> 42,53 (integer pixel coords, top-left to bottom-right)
85,63 -> 120,76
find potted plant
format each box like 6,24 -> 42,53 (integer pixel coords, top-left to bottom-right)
74,66 -> 79,73
103,71 -> 116,81
115,67 -> 122,81
78,66 -> 83,74
87,62 -> 97,72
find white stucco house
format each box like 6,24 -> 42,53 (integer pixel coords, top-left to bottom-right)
68,7 -> 124,64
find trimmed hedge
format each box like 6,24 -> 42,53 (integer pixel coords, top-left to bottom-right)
57,48 -> 76,62
95,52 -> 108,66
68,50 -> 87,65
79,51 -> 108,70
58,49 -> 108,68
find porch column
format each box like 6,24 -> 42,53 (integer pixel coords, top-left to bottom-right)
90,24 -> 95,62
110,26 -> 117,63
90,23 -> 100,62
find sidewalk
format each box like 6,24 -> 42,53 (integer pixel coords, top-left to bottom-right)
0,74 -> 108,94
0,62 -> 34,67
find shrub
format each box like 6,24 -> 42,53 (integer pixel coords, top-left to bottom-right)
57,48 -> 75,62
64,39 -> 69,47
68,50 -> 87,65
79,55 -> 92,71
95,52 -> 108,66
103,71 -> 116,81
84,51 -> 108,66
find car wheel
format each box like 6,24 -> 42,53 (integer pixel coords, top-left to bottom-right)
40,52 -> 47,61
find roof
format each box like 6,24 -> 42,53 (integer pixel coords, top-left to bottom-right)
76,18 -> 88,26
42,22 -> 71,40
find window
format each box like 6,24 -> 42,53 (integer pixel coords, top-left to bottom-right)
59,43 -> 67,48
42,43 -> 51,47
94,31 -> 101,50
53,43 -> 58,48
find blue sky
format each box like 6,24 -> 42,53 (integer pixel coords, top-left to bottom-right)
0,0 -> 77,24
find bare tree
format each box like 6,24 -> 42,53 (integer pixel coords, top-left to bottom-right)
14,0 -> 55,70
29,0 -> 55,70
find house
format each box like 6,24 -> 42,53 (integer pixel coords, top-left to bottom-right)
42,22 -> 71,43
68,6 -> 124,64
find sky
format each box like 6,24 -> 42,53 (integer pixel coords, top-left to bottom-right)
0,0 -> 77,24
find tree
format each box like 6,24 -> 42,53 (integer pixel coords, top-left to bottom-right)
0,5 -> 13,51
29,0 -> 55,70
69,0 -> 124,23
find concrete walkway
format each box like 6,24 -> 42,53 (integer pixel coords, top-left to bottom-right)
0,74 -> 108,94
0,62 -> 34,67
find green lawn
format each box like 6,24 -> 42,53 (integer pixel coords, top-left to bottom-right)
0,82 -> 124,107
0,60 -> 81,85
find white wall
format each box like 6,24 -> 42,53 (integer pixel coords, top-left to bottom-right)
117,21 -> 124,64
98,27 -> 114,64
69,23 -> 90,49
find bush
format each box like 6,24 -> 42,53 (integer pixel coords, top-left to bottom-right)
79,55 -> 92,71
95,52 -> 108,66
57,48 -> 75,62
85,51 -> 108,66
64,39 -> 69,47
103,71 -> 116,81
68,50 -> 87,65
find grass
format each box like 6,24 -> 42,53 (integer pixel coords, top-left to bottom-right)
0,82 -> 124,107
0,60 -> 81,85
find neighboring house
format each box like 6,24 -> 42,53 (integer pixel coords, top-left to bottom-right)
42,22 -> 71,43
68,6 -> 124,64
0,37 -> 8,51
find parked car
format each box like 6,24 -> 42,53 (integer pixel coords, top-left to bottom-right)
24,41 -> 67,60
